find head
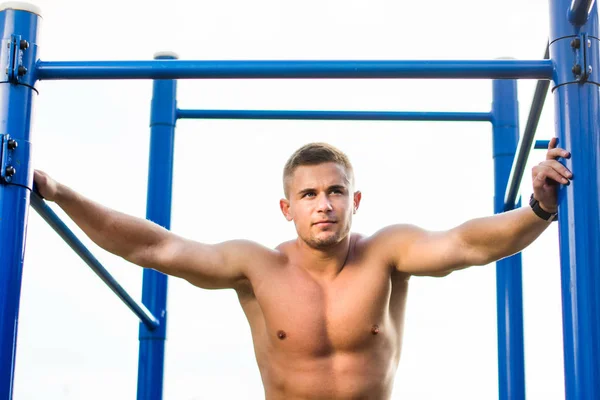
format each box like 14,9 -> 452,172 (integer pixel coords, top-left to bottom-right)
280,143 -> 361,250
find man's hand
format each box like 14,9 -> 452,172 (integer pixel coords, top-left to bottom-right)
33,170 -> 60,201
531,137 -> 572,213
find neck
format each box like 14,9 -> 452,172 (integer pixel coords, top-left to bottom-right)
294,234 -> 352,280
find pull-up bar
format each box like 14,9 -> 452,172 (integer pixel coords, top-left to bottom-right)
34,59 -> 553,81
29,191 -> 160,330
177,109 -> 493,122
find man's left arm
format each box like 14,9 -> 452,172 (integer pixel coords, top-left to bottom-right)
387,137 -> 571,277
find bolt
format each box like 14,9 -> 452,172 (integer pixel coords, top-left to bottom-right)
7,139 -> 17,150
571,38 -> 581,48
17,66 -> 27,76
573,64 -> 582,75
19,40 -> 28,50
588,39 -> 592,48
5,166 -> 16,176
589,65 -> 593,75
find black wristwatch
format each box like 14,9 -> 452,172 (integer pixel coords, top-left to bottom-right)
529,194 -> 558,222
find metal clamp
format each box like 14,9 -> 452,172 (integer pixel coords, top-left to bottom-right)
0,134 -> 30,187
4,34 -> 29,84
571,33 -> 591,82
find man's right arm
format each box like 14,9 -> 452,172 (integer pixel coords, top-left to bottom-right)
35,170 -> 257,289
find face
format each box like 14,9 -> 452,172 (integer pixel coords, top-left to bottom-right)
280,162 -> 361,250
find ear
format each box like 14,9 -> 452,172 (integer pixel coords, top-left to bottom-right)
280,198 -> 293,221
353,191 -> 362,214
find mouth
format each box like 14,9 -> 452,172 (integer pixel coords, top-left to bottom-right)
313,221 -> 337,226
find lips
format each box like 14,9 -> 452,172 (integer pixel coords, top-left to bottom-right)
313,221 -> 336,226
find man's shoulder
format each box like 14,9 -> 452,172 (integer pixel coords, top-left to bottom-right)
356,224 -> 425,250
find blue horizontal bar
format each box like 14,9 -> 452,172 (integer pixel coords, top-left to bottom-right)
35,59 -> 553,80
177,109 -> 493,122
535,140 -> 550,149
29,191 -> 159,330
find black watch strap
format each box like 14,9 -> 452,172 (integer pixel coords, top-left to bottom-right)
529,194 -> 558,222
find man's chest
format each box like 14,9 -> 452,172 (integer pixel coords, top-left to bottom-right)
246,263 -> 404,355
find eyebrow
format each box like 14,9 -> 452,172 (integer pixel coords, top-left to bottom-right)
297,185 -> 348,196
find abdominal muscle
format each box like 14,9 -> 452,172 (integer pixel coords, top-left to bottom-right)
259,346 -> 398,400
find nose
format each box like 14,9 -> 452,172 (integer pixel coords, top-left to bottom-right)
316,193 -> 333,212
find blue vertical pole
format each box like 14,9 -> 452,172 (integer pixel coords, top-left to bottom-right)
549,1 -> 600,399
492,79 -> 526,400
136,52 -> 178,400
0,4 -> 40,400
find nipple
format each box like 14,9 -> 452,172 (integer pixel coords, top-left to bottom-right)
277,330 -> 287,340
371,325 -> 380,335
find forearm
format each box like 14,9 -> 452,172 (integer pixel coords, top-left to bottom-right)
53,183 -> 167,262
457,207 -> 552,266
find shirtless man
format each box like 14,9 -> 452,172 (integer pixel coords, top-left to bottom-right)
33,138 -> 571,400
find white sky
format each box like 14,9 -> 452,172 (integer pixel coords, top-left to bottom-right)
11,0 -> 566,399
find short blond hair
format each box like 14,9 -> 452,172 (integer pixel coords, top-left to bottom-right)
283,142 -> 354,198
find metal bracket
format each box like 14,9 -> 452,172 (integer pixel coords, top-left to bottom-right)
572,33 -> 591,82
0,133 -> 30,187
4,34 -> 29,84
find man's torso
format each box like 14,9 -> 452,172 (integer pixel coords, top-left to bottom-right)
236,233 -> 409,400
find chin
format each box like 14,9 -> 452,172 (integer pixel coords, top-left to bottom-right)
307,232 -> 345,250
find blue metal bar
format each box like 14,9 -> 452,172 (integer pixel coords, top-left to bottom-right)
29,191 -> 159,329
137,53 -> 177,400
492,80 -> 526,400
504,44 -> 551,211
34,59 -> 553,81
550,1 -> 600,399
176,109 -> 492,122
534,140 -> 551,149
569,0 -> 596,25
0,6 -> 40,400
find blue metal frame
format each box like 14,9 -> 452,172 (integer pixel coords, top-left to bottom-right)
136,54 -> 178,400
0,7 -> 39,400
177,109 -> 492,121
34,59 -> 553,80
2,2 -> 599,400
550,0 -> 600,399
492,80 -> 526,400
29,191 -> 159,329
504,45 -> 551,211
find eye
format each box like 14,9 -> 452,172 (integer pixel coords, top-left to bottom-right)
330,189 -> 344,195
303,192 -> 316,198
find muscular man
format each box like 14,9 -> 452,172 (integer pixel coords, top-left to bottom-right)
33,138 -> 571,400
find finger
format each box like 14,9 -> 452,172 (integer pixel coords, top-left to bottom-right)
546,146 -> 571,160
534,165 -> 570,185
548,137 -> 558,150
539,160 -> 573,179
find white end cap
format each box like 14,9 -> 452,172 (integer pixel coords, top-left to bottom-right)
154,51 -> 179,60
0,2 -> 41,16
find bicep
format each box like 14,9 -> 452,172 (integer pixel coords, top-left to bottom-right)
374,224 -> 473,277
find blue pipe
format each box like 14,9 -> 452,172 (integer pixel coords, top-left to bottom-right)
136,53 -> 177,400
492,80 -> 526,400
29,191 -> 159,329
550,0 -> 600,398
176,109 -> 492,122
534,140 -> 551,149
0,6 -> 40,400
504,45 -> 551,211
569,0 -> 596,25
34,59 -> 553,81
